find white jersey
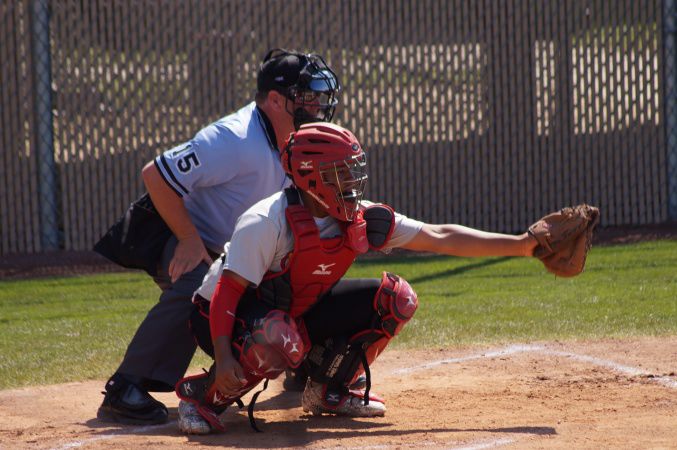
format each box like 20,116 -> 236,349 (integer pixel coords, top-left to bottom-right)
195,191 -> 424,300
155,102 -> 291,253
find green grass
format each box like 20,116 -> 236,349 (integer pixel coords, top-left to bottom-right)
1,241 -> 675,390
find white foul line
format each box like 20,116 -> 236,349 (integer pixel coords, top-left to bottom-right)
452,438 -> 516,450
544,348 -> 677,389
392,344 -> 541,375
332,437 -> 516,450
392,344 -> 677,390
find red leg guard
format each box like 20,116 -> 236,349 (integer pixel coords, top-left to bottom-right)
374,271 -> 418,338
305,272 -> 418,390
175,369 -> 247,432
348,272 -> 418,384
176,310 -> 310,431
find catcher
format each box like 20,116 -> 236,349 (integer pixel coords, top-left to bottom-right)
175,123 -> 600,434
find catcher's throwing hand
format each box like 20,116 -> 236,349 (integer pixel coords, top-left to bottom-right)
214,354 -> 248,395
528,204 -> 600,277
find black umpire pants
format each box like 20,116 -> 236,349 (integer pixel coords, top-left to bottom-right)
116,236 -> 214,392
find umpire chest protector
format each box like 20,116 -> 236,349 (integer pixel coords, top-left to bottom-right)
257,188 -> 395,317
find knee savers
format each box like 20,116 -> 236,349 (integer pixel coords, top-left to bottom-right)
304,272 -> 418,389
178,308 -> 308,432
179,309 -> 308,409
236,309 -> 308,379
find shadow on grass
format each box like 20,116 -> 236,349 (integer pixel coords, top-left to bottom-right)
407,256 -> 512,284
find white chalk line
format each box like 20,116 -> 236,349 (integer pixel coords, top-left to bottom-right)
392,344 -> 540,374
51,343 -> 675,449
332,437 -> 515,450
50,424 -> 518,450
544,348 -> 677,389
452,437 -> 516,450
50,423 -> 174,450
393,343 -> 677,390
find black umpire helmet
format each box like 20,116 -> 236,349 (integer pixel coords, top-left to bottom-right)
257,48 -> 341,129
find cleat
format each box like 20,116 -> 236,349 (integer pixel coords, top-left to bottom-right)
178,400 -> 212,435
301,379 -> 385,417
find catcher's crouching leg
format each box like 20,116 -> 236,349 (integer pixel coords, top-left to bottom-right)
302,272 -> 418,417
176,309 -> 308,433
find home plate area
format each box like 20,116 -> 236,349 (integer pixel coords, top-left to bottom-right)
0,337 -> 675,450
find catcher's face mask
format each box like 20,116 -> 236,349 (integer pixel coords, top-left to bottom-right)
318,153 -> 367,222
282,123 -> 368,222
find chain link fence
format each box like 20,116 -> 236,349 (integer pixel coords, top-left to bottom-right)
1,0 -> 676,257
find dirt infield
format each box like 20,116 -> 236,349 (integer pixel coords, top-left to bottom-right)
1,337 -> 675,450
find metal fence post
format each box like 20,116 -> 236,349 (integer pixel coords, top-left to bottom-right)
665,0 -> 677,220
31,0 -> 59,250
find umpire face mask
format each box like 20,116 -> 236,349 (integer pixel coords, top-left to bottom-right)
286,55 -> 340,130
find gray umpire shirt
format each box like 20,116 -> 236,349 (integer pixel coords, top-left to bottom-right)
154,102 -> 291,254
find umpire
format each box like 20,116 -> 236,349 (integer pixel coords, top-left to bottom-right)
95,48 -> 341,425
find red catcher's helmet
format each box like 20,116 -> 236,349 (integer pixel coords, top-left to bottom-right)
282,123 -> 367,222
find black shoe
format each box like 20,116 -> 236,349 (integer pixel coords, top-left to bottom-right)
97,373 -> 168,425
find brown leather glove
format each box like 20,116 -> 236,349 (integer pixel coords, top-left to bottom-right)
528,204 -> 600,277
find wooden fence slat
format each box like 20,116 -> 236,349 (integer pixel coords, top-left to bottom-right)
1,0 -> 673,256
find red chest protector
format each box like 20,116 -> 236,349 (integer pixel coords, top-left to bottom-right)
257,188 -> 370,317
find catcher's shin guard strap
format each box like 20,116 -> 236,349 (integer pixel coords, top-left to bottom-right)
247,378 -> 269,432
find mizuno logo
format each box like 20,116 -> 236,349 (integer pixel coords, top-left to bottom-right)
328,393 -> 341,403
312,263 -> 336,275
300,161 -> 313,169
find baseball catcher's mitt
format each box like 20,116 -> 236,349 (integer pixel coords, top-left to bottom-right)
528,204 -> 600,277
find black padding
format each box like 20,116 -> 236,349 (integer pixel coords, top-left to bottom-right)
364,205 -> 395,249
284,186 -> 301,205
304,337 -> 364,387
257,273 -> 293,312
